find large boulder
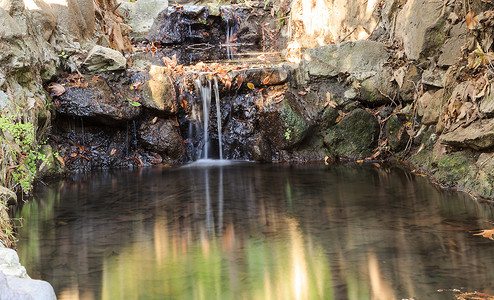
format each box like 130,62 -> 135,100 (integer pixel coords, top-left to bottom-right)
55,76 -> 141,124
395,0 -> 446,60
138,118 -> 186,161
323,108 -> 379,158
302,40 -> 397,105
259,99 -> 310,150
0,248 -> 56,300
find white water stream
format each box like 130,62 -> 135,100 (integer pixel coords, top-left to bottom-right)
195,74 -> 223,160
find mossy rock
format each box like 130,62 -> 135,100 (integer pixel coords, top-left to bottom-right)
385,114 -> 409,152
259,100 -> 310,150
434,150 -> 476,186
323,108 -> 379,159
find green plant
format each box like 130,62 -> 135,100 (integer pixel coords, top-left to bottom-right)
58,51 -> 69,59
284,128 -> 291,140
125,98 -> 142,107
0,115 -> 48,194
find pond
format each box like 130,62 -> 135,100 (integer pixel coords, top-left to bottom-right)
15,162 -> 494,299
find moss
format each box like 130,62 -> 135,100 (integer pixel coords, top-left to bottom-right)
280,101 -> 309,147
323,108 -> 379,158
435,150 -> 476,185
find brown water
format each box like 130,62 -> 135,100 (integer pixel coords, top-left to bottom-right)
15,163 -> 494,299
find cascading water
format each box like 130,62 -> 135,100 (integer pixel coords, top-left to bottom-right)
193,74 -> 223,160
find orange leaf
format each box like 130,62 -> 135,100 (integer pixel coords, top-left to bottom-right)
70,153 -> 78,157
225,79 -> 232,90
473,229 -> 494,240
236,75 -> 244,87
110,148 -> 117,156
466,9 -> 477,29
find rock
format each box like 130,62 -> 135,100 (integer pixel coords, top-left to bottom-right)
439,118 -> 494,150
422,68 -> 445,88
38,145 -> 65,178
25,0 -> 57,41
434,150 -> 476,185
259,100 -> 310,150
302,40 -> 396,105
0,8 -> 22,41
228,67 -> 289,89
398,64 -> 421,103
56,77 -> 141,124
0,91 -> 9,111
323,108 -> 379,158
141,66 -> 177,114
480,84 -> 494,116
395,0 -> 446,60
0,186 -> 16,206
421,89 -> 444,125
117,0 -> 169,38
251,135 -> 272,162
471,152 -> 494,198
0,248 -> 56,300
303,40 -> 389,78
438,22 -> 468,67
0,271 -> 33,300
385,114 -> 409,152
138,118 -> 185,161
83,46 -> 126,72
48,0 -> 95,40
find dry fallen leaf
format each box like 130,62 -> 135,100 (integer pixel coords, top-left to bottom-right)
47,83 -> 66,97
247,82 -> 255,90
473,229 -> 494,240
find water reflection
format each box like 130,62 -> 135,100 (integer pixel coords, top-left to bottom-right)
15,164 -> 494,299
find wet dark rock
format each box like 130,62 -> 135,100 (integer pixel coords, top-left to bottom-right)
138,118 -> 186,161
259,100 -> 310,150
385,114 -> 409,152
83,46 -> 126,72
251,135 -> 272,162
141,66 -> 177,114
221,94 -> 259,160
55,77 -> 141,125
323,108 -> 379,158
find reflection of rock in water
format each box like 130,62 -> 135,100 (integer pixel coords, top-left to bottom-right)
17,164 -> 494,299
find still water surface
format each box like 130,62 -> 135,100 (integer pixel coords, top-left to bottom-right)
16,163 -> 494,299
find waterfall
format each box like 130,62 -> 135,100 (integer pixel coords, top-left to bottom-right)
214,77 -> 223,160
195,74 -> 223,160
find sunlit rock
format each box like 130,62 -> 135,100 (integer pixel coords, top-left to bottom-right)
395,0 -> 446,60
141,66 -> 177,114
83,45 -> 126,72
302,40 -> 397,105
117,0 -> 169,38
